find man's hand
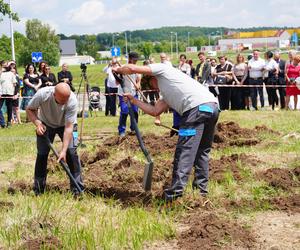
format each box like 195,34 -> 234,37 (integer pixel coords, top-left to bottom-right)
35,121 -> 46,136
154,118 -> 161,126
123,93 -> 135,103
57,150 -> 67,163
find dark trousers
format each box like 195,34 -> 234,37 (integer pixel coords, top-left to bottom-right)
265,77 -> 278,110
0,109 -> 4,127
108,87 -> 118,116
218,87 -> 231,110
0,95 -> 13,125
144,91 -> 159,106
34,125 -> 84,195
249,78 -> 264,109
277,77 -> 286,109
164,103 -> 219,201
230,87 -> 243,110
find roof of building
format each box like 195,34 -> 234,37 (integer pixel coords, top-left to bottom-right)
59,40 -> 76,55
229,29 -> 299,39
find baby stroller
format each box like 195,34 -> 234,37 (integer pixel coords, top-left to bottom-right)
89,86 -> 101,116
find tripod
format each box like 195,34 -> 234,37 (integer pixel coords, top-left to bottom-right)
76,69 -> 90,147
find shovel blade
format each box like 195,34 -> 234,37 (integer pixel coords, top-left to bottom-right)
143,162 -> 153,191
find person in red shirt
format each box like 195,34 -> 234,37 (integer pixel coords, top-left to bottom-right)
285,55 -> 300,110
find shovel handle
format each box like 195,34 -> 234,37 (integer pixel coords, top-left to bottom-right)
155,122 -> 179,133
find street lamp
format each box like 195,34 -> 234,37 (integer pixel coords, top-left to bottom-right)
125,31 -> 128,63
9,0 -> 15,61
187,32 -> 190,48
170,32 -> 173,59
171,32 -> 178,58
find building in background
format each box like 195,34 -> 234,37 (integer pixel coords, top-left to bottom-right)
59,39 -> 95,66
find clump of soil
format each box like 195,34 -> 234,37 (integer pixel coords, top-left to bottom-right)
80,147 -> 110,167
103,133 -> 177,156
177,212 -> 256,250
7,180 -> 30,194
209,154 -> 259,183
213,121 -> 259,148
270,194 -> 300,213
22,236 -> 62,250
254,125 -> 281,135
257,167 -> 300,190
0,201 -> 14,210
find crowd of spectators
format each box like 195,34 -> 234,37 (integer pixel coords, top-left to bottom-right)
0,60 -> 74,128
1,49 -> 300,129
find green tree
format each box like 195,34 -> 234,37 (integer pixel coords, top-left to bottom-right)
0,0 -> 19,21
19,19 -> 60,66
138,42 -> 153,59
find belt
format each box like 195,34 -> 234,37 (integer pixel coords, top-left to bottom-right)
249,77 -> 263,80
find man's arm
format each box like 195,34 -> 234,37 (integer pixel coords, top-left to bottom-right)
26,107 -> 46,135
57,121 -> 73,162
125,93 -> 169,117
114,64 -> 152,75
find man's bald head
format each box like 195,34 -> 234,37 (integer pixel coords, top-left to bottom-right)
54,82 -> 71,105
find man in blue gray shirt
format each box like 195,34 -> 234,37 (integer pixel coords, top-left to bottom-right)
114,63 -> 219,202
26,83 -> 83,195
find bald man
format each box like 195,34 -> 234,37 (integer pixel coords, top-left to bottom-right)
26,83 -> 83,195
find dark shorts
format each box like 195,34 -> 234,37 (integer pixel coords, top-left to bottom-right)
12,98 -> 19,108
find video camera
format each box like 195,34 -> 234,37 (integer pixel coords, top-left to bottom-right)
80,63 -> 87,72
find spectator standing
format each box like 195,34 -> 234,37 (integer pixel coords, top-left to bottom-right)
195,52 -> 211,84
285,55 -> 300,110
103,57 -> 119,116
213,56 -> 233,110
38,61 -> 47,76
10,67 -> 22,124
187,59 -> 196,79
21,64 -> 42,114
40,64 -> 57,88
248,50 -> 265,110
57,63 -> 75,92
0,60 -> 6,128
274,52 -> 286,109
0,63 -> 17,128
117,52 -> 141,136
178,54 -> 191,76
160,53 -> 173,67
232,54 -> 248,110
263,51 -> 279,110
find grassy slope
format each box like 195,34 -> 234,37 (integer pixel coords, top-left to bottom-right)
0,111 -> 299,249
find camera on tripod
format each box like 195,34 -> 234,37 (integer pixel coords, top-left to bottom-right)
80,63 -> 87,72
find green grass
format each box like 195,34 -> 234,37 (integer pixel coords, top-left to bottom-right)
0,110 -> 300,249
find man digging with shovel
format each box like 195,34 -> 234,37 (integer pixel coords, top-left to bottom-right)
26,83 -> 84,196
113,63 -> 219,202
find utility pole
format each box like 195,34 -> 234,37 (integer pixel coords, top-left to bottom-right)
9,0 -> 15,61
170,32 -> 173,59
175,32 -> 178,58
187,32 -> 190,47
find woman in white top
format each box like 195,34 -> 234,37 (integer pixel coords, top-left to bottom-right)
178,54 -> 191,77
232,54 -> 248,110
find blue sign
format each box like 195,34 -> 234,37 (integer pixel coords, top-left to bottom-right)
292,32 -> 298,44
31,52 -> 43,63
111,47 -> 121,57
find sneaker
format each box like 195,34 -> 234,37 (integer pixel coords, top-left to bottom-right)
119,132 -> 126,137
249,107 -> 256,111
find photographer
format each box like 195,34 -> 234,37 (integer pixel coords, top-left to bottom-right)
285,55 -> 300,110
103,57 -> 119,116
58,63 -> 75,92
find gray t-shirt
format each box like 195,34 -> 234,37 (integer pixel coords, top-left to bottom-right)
27,86 -> 78,128
149,63 -> 218,115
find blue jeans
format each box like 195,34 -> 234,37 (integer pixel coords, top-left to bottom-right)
118,95 -> 139,134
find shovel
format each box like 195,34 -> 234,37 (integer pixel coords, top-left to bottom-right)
155,122 -> 179,133
113,72 -> 154,191
44,135 -> 83,194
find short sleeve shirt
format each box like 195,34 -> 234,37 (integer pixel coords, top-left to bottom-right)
27,86 -> 78,128
149,63 -> 218,115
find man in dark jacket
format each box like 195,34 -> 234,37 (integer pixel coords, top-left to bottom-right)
274,52 -> 286,109
195,52 -> 211,84
57,63 -> 75,91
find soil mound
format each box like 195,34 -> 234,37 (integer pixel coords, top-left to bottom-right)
213,121 -> 260,148
80,148 -> 110,167
209,154 -> 259,183
258,168 -> 300,190
22,236 -> 61,250
103,133 -> 177,155
177,212 -> 256,250
270,194 -> 300,213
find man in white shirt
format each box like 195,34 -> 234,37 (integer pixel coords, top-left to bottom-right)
248,50 -> 265,110
103,57 -> 119,116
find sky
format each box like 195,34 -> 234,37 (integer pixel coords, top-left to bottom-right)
0,0 -> 300,36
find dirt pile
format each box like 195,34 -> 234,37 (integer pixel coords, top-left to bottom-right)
80,147 -> 110,167
209,154 -> 259,183
22,236 -> 62,250
270,194 -> 300,213
257,167 -> 300,190
103,133 -> 177,155
177,212 -> 256,250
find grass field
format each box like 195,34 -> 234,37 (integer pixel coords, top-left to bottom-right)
0,110 -> 299,249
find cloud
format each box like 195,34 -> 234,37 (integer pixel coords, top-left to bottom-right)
67,0 -> 105,26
